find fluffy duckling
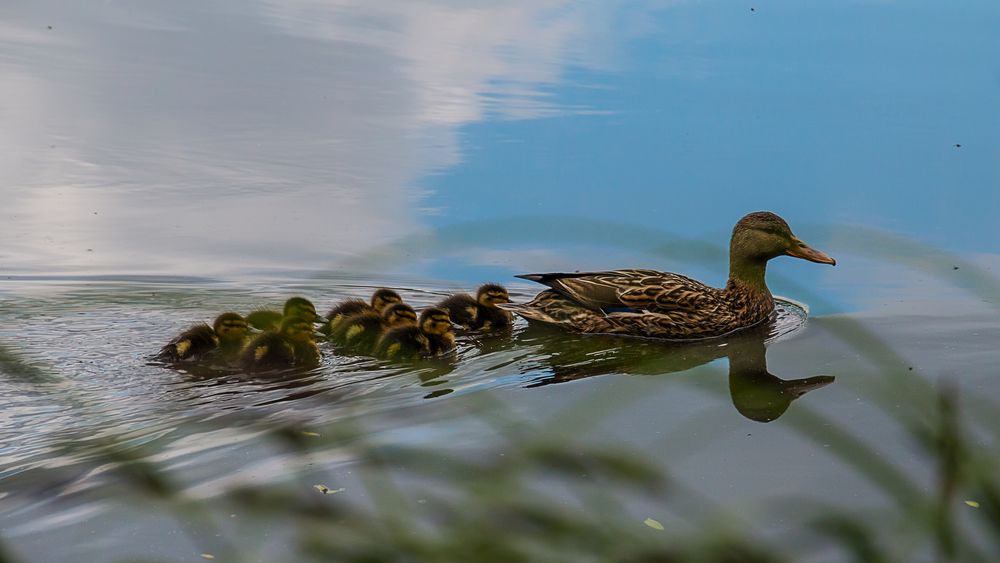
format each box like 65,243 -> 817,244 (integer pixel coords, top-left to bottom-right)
157,312 -> 249,363
240,316 -> 321,372
246,297 -> 323,331
375,307 -> 456,360
371,288 -> 404,313
321,288 -> 404,335
437,283 -> 513,331
330,302 -> 418,354
421,306 -> 457,355
374,325 -> 429,360
320,299 -> 369,335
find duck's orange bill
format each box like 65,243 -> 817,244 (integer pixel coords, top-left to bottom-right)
786,239 -> 836,265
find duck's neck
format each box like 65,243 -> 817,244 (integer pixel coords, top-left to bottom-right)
726,256 -> 771,296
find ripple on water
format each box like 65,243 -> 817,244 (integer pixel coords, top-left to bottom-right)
0,279 -> 811,533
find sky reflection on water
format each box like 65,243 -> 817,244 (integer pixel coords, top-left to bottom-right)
1,0 -> 642,275
2,0 -> 996,287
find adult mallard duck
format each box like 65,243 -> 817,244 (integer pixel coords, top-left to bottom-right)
157,312 -> 249,363
321,289 -> 404,335
436,283 -> 514,331
240,316 -> 321,372
246,297 -> 324,331
509,212 -> 835,339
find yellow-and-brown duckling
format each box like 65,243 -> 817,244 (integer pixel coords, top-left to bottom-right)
157,312 -> 249,363
436,283 -> 513,331
246,297 -> 324,331
329,302 -> 418,354
321,288 -> 403,335
508,212 -> 835,339
375,306 -> 455,360
240,316 -> 321,372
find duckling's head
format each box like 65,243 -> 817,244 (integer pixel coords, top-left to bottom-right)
731,212 -> 835,266
280,316 -> 316,343
476,283 -> 512,307
419,307 -> 453,336
371,288 -> 403,313
383,303 -> 418,328
213,312 -> 249,343
283,297 -> 322,323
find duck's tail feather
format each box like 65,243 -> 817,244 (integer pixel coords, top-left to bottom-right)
515,272 -> 588,285
514,273 -> 546,283
498,302 -> 557,325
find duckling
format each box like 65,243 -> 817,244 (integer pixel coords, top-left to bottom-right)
435,293 -> 478,328
437,283 -> 513,331
320,299 -> 368,335
240,316 -> 321,372
374,325 -> 429,360
157,312 -> 249,363
246,297 -> 323,331
375,307 -> 456,360
371,288 -> 404,313
420,306 -> 457,355
321,288 -> 404,335
383,302 -> 419,328
330,302 -> 418,354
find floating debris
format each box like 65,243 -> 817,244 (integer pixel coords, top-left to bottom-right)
200,554 -> 215,560
644,517 -> 664,531
314,484 -> 345,495
965,500 -> 980,508
301,431 -> 321,437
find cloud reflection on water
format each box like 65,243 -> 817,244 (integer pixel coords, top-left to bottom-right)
0,0 -> 627,276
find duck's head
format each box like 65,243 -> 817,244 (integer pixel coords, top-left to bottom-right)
371,289 -> 403,313
283,297 -> 324,324
280,316 -> 316,344
383,303 -> 418,328
419,307 -> 454,336
731,212 -> 836,266
477,283 -> 512,307
213,312 -> 249,343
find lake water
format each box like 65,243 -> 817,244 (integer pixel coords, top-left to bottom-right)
2,1 -> 999,561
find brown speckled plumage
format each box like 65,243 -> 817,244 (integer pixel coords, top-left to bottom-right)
510,212 -> 835,340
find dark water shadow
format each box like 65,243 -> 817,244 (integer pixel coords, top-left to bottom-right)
514,316 -> 834,423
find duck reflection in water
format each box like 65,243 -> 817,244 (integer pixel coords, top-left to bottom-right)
518,319 -> 834,423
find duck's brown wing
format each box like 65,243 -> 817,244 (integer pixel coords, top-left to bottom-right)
516,269 -> 717,314
507,290 -> 733,339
